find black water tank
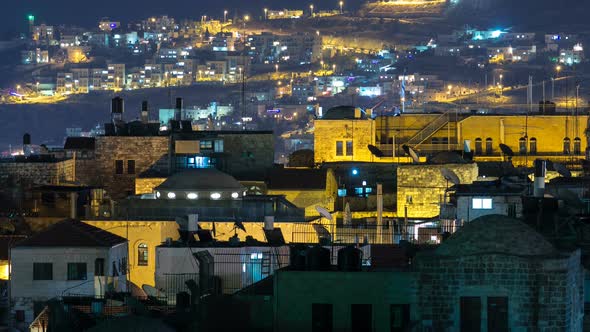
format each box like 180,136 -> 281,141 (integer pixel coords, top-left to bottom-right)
176,291 -> 191,311
23,133 -> 31,145
290,244 -> 308,270
305,245 -> 331,271
111,96 -> 124,114
175,97 -> 183,110
337,246 -> 363,271
142,100 -> 148,112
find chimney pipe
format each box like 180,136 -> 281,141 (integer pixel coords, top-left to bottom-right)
533,159 -> 546,198
141,101 -> 149,123
23,133 -> 31,157
175,97 -> 183,121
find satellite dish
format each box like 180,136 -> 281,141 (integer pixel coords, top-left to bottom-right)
234,220 -> 246,232
315,206 -> 333,221
553,162 -> 572,178
367,144 -> 385,158
441,168 -> 461,185
499,144 -> 514,160
402,145 -> 420,163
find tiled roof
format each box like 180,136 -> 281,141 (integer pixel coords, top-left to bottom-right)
15,220 -> 126,248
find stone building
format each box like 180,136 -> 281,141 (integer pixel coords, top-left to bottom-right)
414,214 -> 584,331
397,162 -> 479,218
314,111 -> 590,168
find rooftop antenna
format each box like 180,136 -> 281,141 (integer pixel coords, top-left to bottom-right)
402,145 -> 420,163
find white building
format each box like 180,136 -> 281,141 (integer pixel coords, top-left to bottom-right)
11,220 -> 128,326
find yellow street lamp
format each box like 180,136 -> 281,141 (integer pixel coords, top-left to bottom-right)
264,8 -> 268,20
224,10 -> 228,23
310,4 -> 314,16
275,64 -> 279,73
339,1 -> 344,14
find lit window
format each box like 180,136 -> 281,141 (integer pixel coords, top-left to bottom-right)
472,198 -> 493,210
250,253 -> 263,259
187,193 -> 198,199
155,191 -> 161,198
167,192 -> 176,199
210,192 -> 221,200
138,243 -> 148,266
231,192 -> 239,199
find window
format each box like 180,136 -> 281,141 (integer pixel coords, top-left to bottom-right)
311,303 -> 333,332
472,198 -> 493,210
214,140 -> 224,152
460,297 -> 481,332
351,304 -> 372,332
95,258 -> 104,277
138,243 -> 148,266
33,263 -> 53,280
529,137 -> 537,155
390,304 -> 410,332
200,141 -> 213,150
115,160 -> 124,175
488,297 -> 508,332
67,263 -> 87,280
346,141 -> 353,156
574,137 -> 581,155
474,138 -> 482,155
519,137 -> 527,154
563,137 -> 571,155
485,138 -> 493,155
336,141 -> 343,156
127,160 -> 135,174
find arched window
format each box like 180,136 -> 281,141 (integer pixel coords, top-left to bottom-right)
485,138 -> 493,155
519,137 -> 527,154
563,137 -> 571,155
529,137 -> 537,155
474,138 -> 482,155
138,243 -> 148,266
574,137 -> 581,155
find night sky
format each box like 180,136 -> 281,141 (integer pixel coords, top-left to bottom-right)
1,0 -> 364,36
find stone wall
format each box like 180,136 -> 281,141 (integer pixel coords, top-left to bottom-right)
92,136 -> 170,199
314,119 -> 376,164
0,159 -> 74,186
414,251 -> 583,331
135,178 -> 167,195
217,133 -> 274,179
397,163 -> 478,218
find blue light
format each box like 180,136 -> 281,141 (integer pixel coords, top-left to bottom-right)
110,23 -> 117,28
490,30 -> 503,38
352,169 -> 359,175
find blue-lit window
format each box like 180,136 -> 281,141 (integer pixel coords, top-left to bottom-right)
200,141 -> 213,150
355,188 -> 364,195
214,140 -> 224,152
338,189 -> 347,197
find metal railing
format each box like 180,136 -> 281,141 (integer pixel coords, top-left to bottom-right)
290,221 -> 463,245
405,112 -> 451,147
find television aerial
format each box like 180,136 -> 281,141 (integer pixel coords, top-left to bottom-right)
367,144 -> 385,158
402,145 -> 420,163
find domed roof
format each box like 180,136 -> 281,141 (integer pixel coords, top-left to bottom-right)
155,168 -> 243,191
435,215 -> 557,257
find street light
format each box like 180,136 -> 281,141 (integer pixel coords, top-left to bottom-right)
499,74 -> 503,96
224,10 -> 228,23
339,1 -> 344,14
310,4 -> 314,17
264,8 -> 268,20
332,64 -> 336,73
275,64 -> 279,73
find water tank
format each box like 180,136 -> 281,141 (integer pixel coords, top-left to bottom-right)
111,96 -> 124,114
337,246 -> 363,271
290,244 -> 308,270
23,133 -> 31,145
176,291 -> 191,311
305,245 -> 331,271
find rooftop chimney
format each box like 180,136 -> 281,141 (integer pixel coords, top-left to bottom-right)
111,96 -> 124,123
175,97 -> 183,121
141,101 -> 149,123
533,159 -> 546,198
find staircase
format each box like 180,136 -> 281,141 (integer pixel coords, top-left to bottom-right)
405,111 -> 452,148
